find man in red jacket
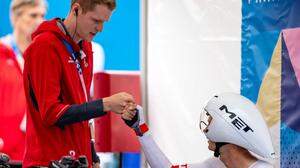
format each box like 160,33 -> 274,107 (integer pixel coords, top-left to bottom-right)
22,0 -> 136,167
0,0 -> 47,161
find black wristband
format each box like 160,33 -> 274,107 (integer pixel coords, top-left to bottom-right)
122,109 -> 139,127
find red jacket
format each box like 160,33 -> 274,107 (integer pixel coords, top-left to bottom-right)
0,43 -> 25,160
23,19 -> 93,167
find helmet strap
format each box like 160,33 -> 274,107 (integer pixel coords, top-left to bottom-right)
214,142 -> 229,157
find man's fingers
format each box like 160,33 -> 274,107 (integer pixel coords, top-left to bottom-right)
93,162 -> 100,168
121,115 -> 130,120
128,103 -> 137,111
208,141 -> 216,151
123,102 -> 137,111
122,109 -> 136,120
121,99 -> 135,108
121,102 -> 127,107
122,113 -> 132,120
123,110 -> 135,119
107,92 -> 137,115
119,92 -> 134,101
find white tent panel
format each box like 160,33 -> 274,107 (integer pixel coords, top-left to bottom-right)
146,0 -> 242,164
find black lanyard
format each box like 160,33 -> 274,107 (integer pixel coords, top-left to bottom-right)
57,19 -> 88,101
58,19 -> 83,74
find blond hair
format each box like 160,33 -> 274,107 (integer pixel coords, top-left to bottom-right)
10,0 -> 47,25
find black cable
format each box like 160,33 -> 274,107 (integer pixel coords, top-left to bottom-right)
72,14 -> 78,40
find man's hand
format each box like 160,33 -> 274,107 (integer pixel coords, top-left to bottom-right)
207,140 -> 229,157
207,140 -> 216,151
121,102 -> 137,120
102,92 -> 136,115
93,162 -> 100,168
122,105 -> 148,136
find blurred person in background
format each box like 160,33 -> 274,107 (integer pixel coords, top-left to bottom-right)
0,41 -> 19,156
1,0 -> 47,71
0,0 -> 47,161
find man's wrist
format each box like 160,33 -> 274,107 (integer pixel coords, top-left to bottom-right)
102,97 -> 111,112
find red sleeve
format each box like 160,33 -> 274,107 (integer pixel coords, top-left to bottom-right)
25,41 -> 69,126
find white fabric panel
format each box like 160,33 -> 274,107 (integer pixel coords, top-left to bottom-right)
146,0 -> 242,164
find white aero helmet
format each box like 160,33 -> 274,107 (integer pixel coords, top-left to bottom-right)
199,92 -> 275,158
